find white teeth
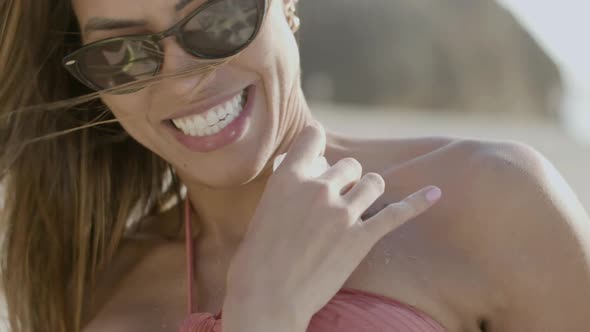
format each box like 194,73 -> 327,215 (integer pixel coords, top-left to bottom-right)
171,89 -> 248,137
194,116 -> 207,130
206,112 -> 218,126
230,102 -> 239,116
191,126 -> 200,137
217,108 -> 228,119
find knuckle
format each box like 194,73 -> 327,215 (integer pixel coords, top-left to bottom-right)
340,157 -> 362,172
336,205 -> 356,222
294,126 -> 314,145
313,179 -> 332,197
392,200 -> 416,218
304,123 -> 324,141
303,123 -> 316,135
270,167 -> 299,184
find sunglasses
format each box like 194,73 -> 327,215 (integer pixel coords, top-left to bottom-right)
63,0 -> 267,93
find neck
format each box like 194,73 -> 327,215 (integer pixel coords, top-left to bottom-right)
185,86 -> 315,254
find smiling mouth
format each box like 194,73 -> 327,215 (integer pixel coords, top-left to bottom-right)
168,87 -> 250,137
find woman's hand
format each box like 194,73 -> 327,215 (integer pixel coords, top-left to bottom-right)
223,123 -> 442,331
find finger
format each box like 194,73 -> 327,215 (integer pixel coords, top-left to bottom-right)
279,122 -> 326,174
317,158 -> 363,194
355,186 -> 442,242
343,172 -> 385,215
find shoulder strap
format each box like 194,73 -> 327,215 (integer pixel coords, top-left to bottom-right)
185,198 -> 196,315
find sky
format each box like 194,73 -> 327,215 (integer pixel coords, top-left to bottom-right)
497,0 -> 590,142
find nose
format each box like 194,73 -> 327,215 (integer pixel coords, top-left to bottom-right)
157,38 -> 215,98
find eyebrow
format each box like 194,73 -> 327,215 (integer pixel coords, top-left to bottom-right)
84,0 -> 198,34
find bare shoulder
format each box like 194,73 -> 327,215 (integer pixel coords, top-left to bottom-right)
344,136 -> 590,330
443,138 -> 590,264
454,140 -> 590,330
324,131 -> 460,173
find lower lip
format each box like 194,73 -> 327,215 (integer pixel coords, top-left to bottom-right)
167,85 -> 256,153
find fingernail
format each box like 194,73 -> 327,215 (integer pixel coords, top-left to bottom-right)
425,187 -> 442,203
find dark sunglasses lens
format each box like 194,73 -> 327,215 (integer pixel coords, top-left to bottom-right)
182,0 -> 260,57
77,39 -> 160,90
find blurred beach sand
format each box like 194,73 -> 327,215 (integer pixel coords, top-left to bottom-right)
314,103 -> 590,212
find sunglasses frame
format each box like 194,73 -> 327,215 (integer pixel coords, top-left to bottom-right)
63,0 -> 267,92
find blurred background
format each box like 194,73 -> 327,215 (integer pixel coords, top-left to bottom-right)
298,0 -> 590,211
0,0 -> 589,327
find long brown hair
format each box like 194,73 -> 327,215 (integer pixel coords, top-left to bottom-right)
0,1 -> 216,331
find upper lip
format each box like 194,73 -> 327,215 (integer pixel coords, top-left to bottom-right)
164,87 -> 248,121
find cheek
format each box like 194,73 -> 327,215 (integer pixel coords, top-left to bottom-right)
100,93 -> 156,142
236,4 -> 300,80
101,91 -> 151,116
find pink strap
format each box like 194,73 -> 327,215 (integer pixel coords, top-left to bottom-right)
185,198 -> 195,315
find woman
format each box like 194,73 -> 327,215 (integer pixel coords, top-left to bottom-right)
1,0 -> 589,331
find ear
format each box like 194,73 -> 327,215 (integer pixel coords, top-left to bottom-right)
282,0 -> 300,32
283,0 -> 298,12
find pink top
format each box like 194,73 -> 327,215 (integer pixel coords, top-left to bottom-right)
179,200 -> 447,332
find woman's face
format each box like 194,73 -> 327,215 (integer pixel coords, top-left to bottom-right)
72,0 -> 303,187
